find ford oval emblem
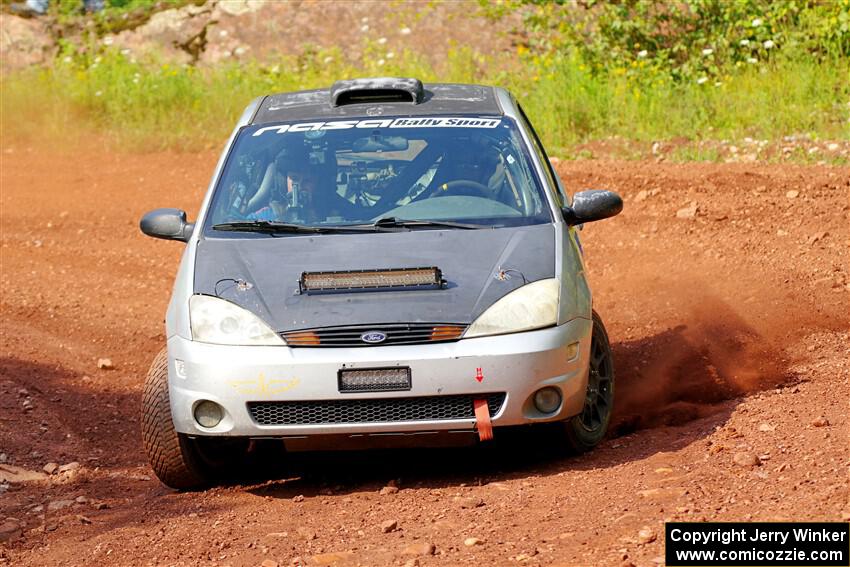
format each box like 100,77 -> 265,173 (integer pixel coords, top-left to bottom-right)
361,331 -> 387,344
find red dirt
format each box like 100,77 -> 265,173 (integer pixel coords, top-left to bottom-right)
1,142 -> 848,566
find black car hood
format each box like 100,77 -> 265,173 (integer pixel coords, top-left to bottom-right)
194,224 -> 554,332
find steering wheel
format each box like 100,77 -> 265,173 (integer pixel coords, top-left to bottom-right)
430,179 -> 491,199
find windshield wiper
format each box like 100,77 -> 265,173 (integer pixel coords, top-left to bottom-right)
212,221 -> 378,234
212,218 -> 488,235
213,221 -> 329,234
369,217 -> 488,230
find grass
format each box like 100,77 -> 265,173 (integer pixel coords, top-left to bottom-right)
1,45 -> 848,156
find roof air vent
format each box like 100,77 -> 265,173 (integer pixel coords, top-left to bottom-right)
330,78 -> 424,107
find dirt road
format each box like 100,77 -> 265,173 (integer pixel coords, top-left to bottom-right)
1,142 -> 847,566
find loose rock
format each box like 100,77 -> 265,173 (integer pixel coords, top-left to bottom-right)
97,358 -> 114,370
464,537 -> 484,546
379,485 -> 399,495
260,560 -> 279,567
292,494 -> 305,502
807,231 -> 828,245
0,519 -> 22,543
47,499 -> 74,511
43,462 -> 58,475
676,202 -> 698,219
785,190 -> 799,199
637,527 -> 657,544
401,542 -> 436,556
811,416 -> 829,427
58,462 -> 81,473
733,452 -> 761,467
381,519 -> 398,533
309,551 -> 354,565
454,495 -> 484,509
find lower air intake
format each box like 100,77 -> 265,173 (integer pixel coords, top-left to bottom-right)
248,393 -> 506,426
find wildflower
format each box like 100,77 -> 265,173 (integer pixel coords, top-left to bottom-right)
323,56 -> 333,64
637,50 -> 648,58
714,81 -> 722,87
378,37 -> 387,45
702,48 -> 713,56
360,24 -> 369,32
747,57 -> 758,64
132,77 -> 139,84
63,56 -> 72,63
94,90 -> 102,97
763,40 -> 775,49
399,26 -> 411,35
386,51 -> 395,59
102,35 -> 114,46
752,18 -> 762,27
377,58 -> 385,66
740,39 -> 750,46
697,77 -> 708,85
361,16 -> 368,23
94,56 -> 102,63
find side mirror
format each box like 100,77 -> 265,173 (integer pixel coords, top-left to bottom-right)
140,208 -> 195,242
561,190 -> 623,225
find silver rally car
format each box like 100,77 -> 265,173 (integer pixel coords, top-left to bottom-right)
139,78 -> 622,488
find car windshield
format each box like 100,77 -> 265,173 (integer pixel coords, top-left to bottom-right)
204,115 -> 552,235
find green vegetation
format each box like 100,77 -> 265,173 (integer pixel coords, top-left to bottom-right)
1,0 -> 848,157
492,0 -> 849,80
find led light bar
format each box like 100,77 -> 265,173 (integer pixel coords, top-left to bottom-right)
338,367 -> 412,393
299,267 -> 443,293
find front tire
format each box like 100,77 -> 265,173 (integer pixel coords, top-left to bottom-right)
562,311 -> 615,452
141,349 -> 209,489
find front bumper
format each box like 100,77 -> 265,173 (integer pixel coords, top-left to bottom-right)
166,317 -> 592,438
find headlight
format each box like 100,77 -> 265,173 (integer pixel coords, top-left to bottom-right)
465,278 -> 560,338
189,295 -> 285,346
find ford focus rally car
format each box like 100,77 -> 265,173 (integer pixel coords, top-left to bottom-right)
139,77 -> 622,489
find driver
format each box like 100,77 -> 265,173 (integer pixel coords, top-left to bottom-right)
248,147 -> 358,222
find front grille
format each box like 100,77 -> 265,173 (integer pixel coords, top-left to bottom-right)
248,393 -> 506,426
282,323 -> 466,348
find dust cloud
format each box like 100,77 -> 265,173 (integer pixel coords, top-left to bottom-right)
610,292 -> 800,433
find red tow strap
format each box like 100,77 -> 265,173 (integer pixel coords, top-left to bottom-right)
473,399 -> 493,441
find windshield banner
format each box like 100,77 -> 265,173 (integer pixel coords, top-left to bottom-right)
253,117 -> 501,137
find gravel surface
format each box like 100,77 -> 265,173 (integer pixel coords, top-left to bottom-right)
0,144 -> 847,566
